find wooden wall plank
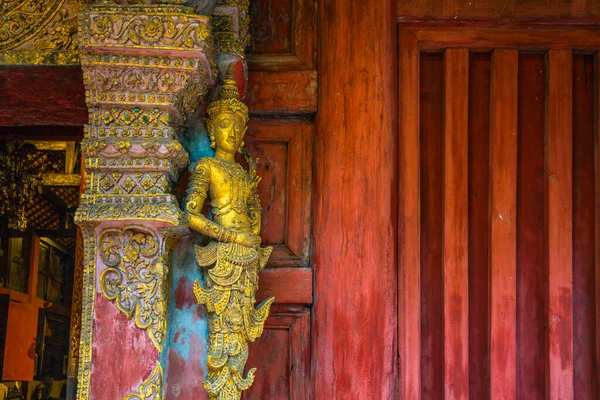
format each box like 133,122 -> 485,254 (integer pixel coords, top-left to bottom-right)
398,0 -> 600,19
517,53 -> 546,400
443,48 -> 469,400
572,54 -> 597,400
467,52 -> 491,400
594,51 -> 600,400
313,0 -> 397,397
413,28 -> 600,52
398,28 -> 421,400
489,49 -> 518,400
545,49 -> 574,400
419,52 -> 444,400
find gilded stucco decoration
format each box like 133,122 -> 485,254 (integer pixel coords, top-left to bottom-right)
99,226 -> 167,351
185,73 -> 273,400
0,0 -> 88,65
211,0 -> 250,58
124,363 -> 164,400
75,1 -> 218,399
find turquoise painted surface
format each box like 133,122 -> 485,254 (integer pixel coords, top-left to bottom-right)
163,121 -> 212,399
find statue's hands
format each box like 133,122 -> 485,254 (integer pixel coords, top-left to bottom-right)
234,231 -> 262,247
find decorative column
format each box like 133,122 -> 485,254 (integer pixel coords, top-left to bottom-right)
74,2 -> 216,398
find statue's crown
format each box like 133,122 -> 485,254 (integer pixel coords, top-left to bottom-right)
207,69 -> 248,122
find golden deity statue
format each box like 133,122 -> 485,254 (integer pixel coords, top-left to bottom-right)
185,72 -> 274,400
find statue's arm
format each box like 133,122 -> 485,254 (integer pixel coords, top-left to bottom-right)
185,159 -> 236,243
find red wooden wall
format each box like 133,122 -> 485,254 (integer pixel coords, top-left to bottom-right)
399,26 -> 600,399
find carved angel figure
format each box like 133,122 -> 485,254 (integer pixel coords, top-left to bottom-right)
184,72 -> 274,400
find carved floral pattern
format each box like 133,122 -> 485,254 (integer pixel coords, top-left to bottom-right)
99,226 -> 167,351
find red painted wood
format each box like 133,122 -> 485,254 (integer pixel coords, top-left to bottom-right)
256,268 -> 313,304
246,71 -> 317,115
545,49 -> 574,400
313,0 -> 397,397
572,54 -> 597,400
398,0 -> 600,19
245,306 -> 310,400
0,66 -> 87,126
516,53 -> 546,400
398,28 -> 421,400
246,118 -> 312,265
412,27 -> 600,52
467,52 -> 490,400
443,48 -> 469,400
489,49 -> 518,400
0,67 -> 316,125
595,51 -> 600,400
419,52 -> 444,400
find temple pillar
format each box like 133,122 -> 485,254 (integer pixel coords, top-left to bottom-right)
74,3 -> 217,398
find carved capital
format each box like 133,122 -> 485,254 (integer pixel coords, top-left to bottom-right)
75,3 -> 217,225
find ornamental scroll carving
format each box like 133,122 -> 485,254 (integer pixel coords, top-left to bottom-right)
124,363 -> 164,400
99,226 -> 167,351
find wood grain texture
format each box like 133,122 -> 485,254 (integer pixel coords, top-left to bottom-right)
489,49 -> 518,400
516,53 -> 546,400
443,48 -> 469,400
468,52 -> 490,400
0,66 -> 87,126
411,28 -> 600,52
256,268 -> 313,304
398,28 -> 421,400
247,0 -> 316,71
398,0 -> 600,19
545,49 -> 574,400
313,0 -> 397,397
419,52 -> 444,400
572,54 -> 597,400
246,118 -> 312,266
246,71 -> 317,115
595,51 -> 600,400
244,306 -> 310,400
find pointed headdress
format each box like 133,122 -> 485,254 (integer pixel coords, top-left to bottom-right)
206,69 -> 248,122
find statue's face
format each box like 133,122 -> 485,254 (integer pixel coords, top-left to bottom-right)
209,111 -> 247,154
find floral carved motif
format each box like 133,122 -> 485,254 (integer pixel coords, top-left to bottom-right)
99,226 -> 167,351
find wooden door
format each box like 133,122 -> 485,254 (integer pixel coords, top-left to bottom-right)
399,27 -> 600,400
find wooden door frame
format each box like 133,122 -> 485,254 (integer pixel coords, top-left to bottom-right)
398,25 -> 600,399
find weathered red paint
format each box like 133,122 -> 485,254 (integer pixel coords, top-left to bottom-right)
489,49 -> 518,400
572,54 -> 596,400
468,52 -> 491,400
516,53 -> 546,400
165,334 -> 207,400
313,0 -> 397,398
443,48 -> 470,400
545,50 -> 574,400
174,276 -> 197,311
90,294 -> 157,399
419,52 -> 444,400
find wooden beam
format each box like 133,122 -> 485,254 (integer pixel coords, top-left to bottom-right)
398,28 -> 421,400
443,48 -> 469,400
489,49 -> 518,400
545,49 -> 574,400
42,173 -> 81,187
412,27 -> 600,52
